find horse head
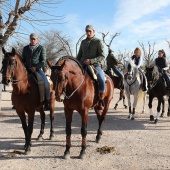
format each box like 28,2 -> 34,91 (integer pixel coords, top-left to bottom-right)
1,47 -> 17,85
48,59 -> 68,101
125,60 -> 137,81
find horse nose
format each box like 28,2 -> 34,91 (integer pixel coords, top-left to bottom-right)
6,80 -> 10,84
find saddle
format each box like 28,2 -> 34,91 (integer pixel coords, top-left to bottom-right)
34,72 -> 53,102
87,65 -> 106,82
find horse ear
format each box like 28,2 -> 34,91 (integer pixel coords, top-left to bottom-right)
47,60 -> 53,69
2,47 -> 6,55
11,47 -> 16,56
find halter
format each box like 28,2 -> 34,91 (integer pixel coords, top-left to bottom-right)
54,70 -> 85,100
6,56 -> 23,84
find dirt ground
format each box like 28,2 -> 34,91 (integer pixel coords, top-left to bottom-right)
0,86 -> 170,170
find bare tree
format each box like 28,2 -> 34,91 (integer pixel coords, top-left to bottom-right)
76,34 -> 86,56
166,39 -> 170,50
0,0 -> 63,109
40,30 -> 72,64
138,41 -> 157,67
117,49 -> 133,68
99,32 -> 120,51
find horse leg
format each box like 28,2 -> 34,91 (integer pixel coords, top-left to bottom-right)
63,108 -> 73,159
37,107 -> 45,141
16,110 -> 28,150
148,95 -> 154,121
155,98 -> 162,124
160,97 -> 165,117
79,108 -> 88,159
125,91 -> 131,118
167,97 -> 170,117
131,93 -> 138,120
122,89 -> 127,109
49,91 -> 55,140
95,99 -> 111,143
142,92 -> 146,114
25,112 -> 35,155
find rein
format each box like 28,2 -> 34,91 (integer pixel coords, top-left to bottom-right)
63,76 -> 85,99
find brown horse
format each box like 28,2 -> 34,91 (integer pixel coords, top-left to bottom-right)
105,69 -> 127,110
1,48 -> 55,154
47,56 -> 114,159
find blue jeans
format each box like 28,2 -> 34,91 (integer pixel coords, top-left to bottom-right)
95,66 -> 106,92
112,67 -> 123,78
37,69 -> 50,100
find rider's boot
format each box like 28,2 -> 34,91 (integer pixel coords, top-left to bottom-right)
98,92 -> 105,110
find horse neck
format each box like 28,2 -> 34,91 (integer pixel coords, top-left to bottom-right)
12,55 -> 30,94
65,62 -> 84,92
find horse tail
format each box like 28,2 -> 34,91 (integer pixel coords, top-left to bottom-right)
137,89 -> 145,104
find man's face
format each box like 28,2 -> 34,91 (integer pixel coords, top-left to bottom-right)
86,29 -> 95,39
30,38 -> 38,46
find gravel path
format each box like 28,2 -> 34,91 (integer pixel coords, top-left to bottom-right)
0,86 -> 170,170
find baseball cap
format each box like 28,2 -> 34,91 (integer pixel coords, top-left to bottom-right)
85,25 -> 94,31
30,33 -> 38,39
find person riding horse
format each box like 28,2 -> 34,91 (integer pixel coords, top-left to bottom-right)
131,47 -> 147,91
77,25 -> 105,110
154,49 -> 170,90
22,33 -> 50,110
106,49 -> 124,89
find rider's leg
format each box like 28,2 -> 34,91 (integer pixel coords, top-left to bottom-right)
37,69 -> 50,110
112,67 -> 124,89
95,66 -> 106,110
138,68 -> 148,91
163,70 -> 170,89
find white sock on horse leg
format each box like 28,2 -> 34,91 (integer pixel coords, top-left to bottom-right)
149,109 -> 153,116
156,112 -> 160,119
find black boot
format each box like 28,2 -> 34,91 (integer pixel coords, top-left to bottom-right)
44,100 -> 50,111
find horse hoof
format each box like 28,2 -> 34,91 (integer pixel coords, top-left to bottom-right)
142,111 -> 145,114
49,135 -> 54,140
131,117 -> 135,120
154,119 -> 158,124
25,148 -> 31,155
160,114 -> 164,117
114,107 -> 117,110
37,136 -> 43,141
150,115 -> 154,121
124,105 -> 127,109
79,151 -> 86,159
63,151 -> 70,159
167,113 -> 170,117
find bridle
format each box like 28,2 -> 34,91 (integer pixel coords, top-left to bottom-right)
1,55 -> 23,85
53,69 -> 85,100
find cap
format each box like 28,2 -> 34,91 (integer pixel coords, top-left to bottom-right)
30,33 -> 38,39
85,25 -> 94,31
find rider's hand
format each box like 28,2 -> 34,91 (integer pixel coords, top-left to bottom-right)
84,59 -> 91,65
30,67 -> 36,72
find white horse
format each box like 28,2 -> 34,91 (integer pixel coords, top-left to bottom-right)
124,60 -> 146,120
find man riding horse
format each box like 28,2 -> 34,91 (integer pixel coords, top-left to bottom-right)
106,49 -> 124,89
76,25 -> 106,110
22,33 -> 50,110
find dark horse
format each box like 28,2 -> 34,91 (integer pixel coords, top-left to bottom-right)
145,66 -> 170,123
48,56 -> 114,159
105,68 -> 127,110
1,48 -> 55,154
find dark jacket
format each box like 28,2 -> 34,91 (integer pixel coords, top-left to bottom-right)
76,36 -> 105,66
106,54 -> 119,68
22,44 -> 46,71
155,57 -> 168,69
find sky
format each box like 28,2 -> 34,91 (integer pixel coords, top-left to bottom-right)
3,0 -> 170,58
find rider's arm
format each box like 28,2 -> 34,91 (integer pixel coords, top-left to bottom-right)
163,58 -> 169,70
136,57 -> 142,68
35,46 -> 46,70
90,40 -> 105,65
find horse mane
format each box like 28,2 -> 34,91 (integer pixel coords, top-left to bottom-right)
153,66 -> 159,80
125,59 -> 139,78
55,56 -> 85,74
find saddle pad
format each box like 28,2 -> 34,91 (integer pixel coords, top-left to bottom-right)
88,65 -> 106,81
34,72 -> 45,102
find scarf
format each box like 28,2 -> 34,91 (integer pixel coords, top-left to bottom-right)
29,43 -> 39,51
